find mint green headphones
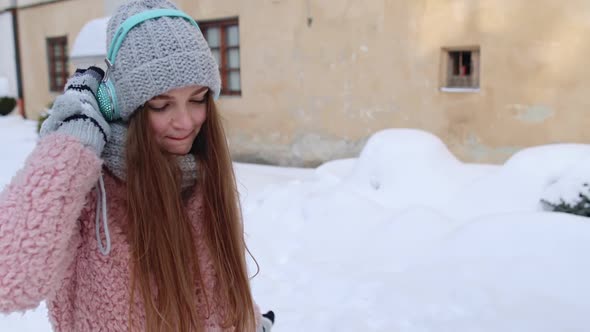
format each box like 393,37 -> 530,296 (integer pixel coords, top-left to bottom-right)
96,9 -> 200,121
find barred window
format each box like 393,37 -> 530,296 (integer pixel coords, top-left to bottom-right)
444,48 -> 480,89
200,18 -> 241,96
47,36 -> 68,92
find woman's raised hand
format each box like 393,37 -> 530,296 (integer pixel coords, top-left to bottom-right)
40,66 -> 111,156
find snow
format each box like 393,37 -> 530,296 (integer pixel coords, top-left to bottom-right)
0,115 -> 36,186
1,115 -> 590,331
0,77 -> 10,97
540,151 -> 590,206
70,17 -> 109,59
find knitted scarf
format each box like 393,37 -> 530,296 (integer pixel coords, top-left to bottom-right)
102,122 -> 198,190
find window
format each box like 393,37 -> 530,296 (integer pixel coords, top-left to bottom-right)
443,48 -> 480,90
47,36 -> 68,92
200,18 -> 241,96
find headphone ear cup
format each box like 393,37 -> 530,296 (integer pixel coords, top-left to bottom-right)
96,80 -> 119,121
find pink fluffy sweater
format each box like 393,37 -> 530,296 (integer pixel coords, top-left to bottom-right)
0,133 -> 261,331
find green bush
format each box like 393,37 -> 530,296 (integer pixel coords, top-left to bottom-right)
0,97 -> 17,116
37,112 -> 50,133
37,100 -> 55,133
542,183 -> 590,217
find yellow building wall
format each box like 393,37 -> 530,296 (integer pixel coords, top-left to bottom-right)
19,0 -> 590,166
18,0 -> 103,119
180,0 -> 590,166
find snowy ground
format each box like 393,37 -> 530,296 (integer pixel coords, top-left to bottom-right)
1,114 -> 589,332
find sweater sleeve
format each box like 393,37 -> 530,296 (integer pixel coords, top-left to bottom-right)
0,133 -> 103,312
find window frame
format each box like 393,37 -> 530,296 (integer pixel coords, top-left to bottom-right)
441,47 -> 480,91
199,17 -> 241,96
46,36 -> 68,92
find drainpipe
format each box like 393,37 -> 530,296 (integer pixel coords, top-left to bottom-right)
10,0 -> 25,118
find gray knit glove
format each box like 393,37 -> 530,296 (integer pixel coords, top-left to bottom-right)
40,66 -> 110,156
259,311 -> 274,332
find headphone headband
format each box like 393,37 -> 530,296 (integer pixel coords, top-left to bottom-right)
98,8 -> 203,121
107,8 -> 200,64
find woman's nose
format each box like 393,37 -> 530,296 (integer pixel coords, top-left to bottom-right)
171,106 -> 193,129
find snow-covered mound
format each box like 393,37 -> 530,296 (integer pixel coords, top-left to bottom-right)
2,119 -> 590,332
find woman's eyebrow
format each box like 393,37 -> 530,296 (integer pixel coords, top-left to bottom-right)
151,94 -> 172,100
150,87 -> 209,100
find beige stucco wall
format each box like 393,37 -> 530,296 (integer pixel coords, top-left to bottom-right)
17,0 -> 59,7
180,0 -> 590,166
19,0 -> 590,166
18,0 -> 102,118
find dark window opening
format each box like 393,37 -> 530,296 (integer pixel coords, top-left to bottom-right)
446,49 -> 480,89
450,51 -> 473,76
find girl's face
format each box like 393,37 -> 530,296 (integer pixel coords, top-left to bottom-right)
145,85 -> 208,155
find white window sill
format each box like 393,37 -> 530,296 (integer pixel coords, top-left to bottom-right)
440,87 -> 481,93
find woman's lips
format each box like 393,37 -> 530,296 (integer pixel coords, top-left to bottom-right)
166,132 -> 192,141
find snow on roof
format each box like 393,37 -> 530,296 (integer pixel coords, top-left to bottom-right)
70,16 -> 110,59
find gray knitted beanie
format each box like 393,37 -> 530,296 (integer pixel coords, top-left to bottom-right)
106,0 -> 221,121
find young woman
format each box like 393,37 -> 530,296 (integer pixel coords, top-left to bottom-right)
0,0 -> 274,331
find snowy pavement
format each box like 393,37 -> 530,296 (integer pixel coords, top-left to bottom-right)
1,115 -> 589,331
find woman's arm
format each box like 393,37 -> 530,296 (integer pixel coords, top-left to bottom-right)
0,133 -> 103,312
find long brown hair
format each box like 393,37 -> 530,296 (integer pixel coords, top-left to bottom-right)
126,93 -> 256,331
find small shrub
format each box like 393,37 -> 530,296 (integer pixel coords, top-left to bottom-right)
37,112 -> 50,133
542,183 -> 590,217
36,100 -> 55,133
0,97 -> 17,116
